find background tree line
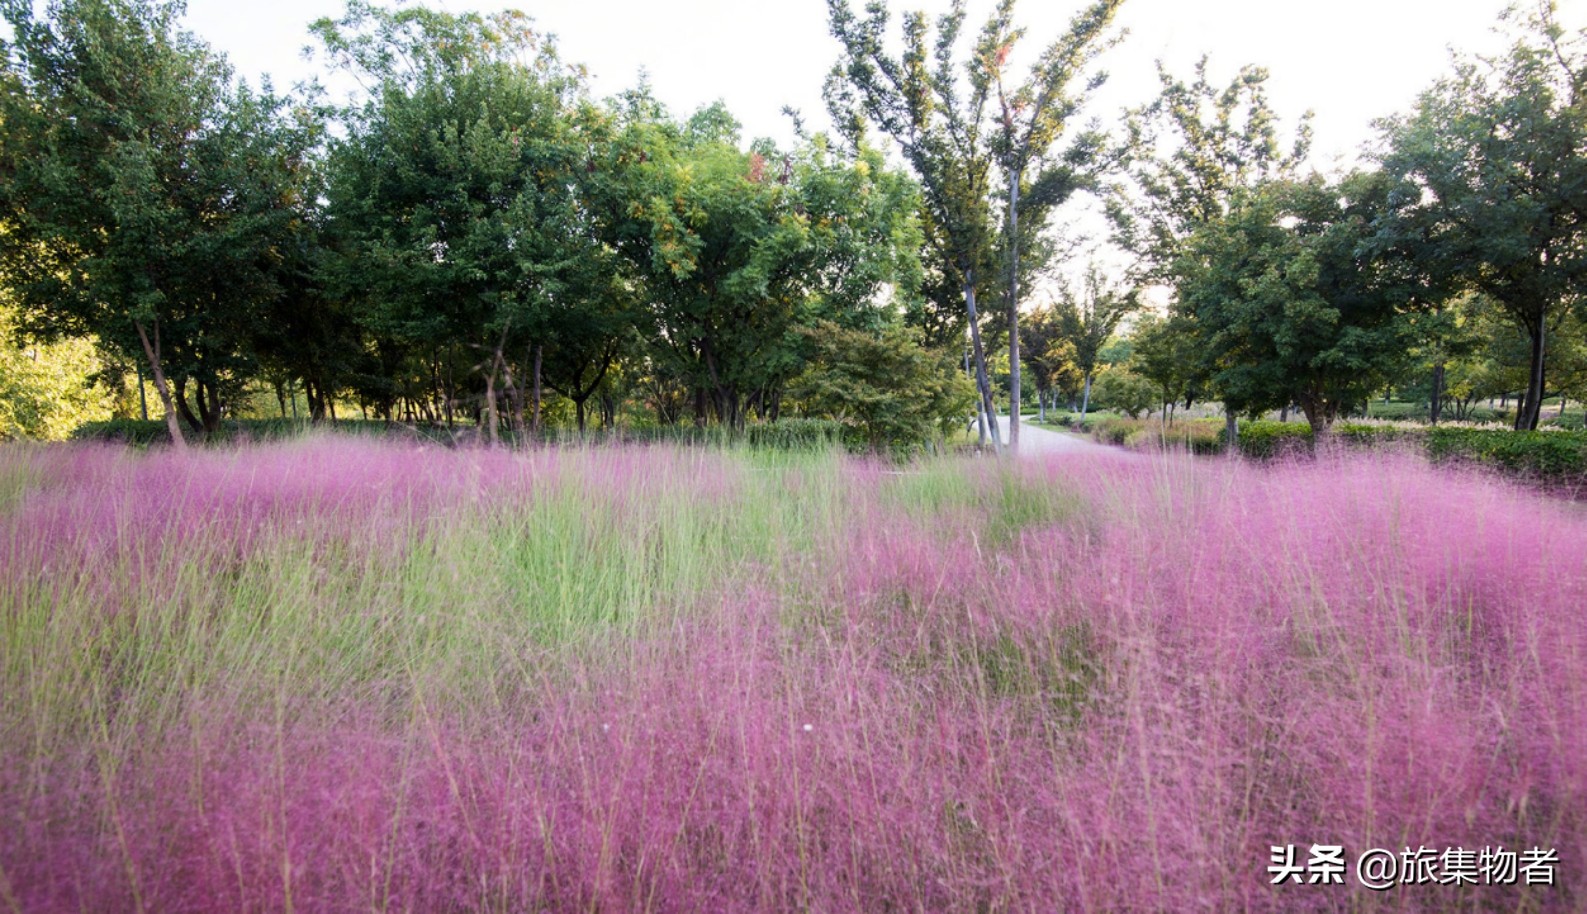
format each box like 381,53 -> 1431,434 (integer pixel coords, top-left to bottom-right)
0,0 -> 974,450
0,0 -> 1583,448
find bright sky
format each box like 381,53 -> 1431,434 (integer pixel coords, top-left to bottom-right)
181,0 -> 1579,170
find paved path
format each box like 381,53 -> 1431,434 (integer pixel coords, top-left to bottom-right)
990,415 -> 1118,457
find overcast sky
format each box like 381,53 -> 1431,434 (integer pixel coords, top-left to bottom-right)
178,0 -> 1580,169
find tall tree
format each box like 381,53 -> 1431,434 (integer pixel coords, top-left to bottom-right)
1375,2 -> 1587,430
1052,262 -> 1136,418
981,0 -> 1122,451
315,1 -> 602,443
1174,172 -> 1413,433
1129,311 -> 1201,424
1108,58 -> 1311,443
1019,304 -> 1079,421
826,0 -> 1006,452
588,97 -> 921,429
0,0 -> 318,446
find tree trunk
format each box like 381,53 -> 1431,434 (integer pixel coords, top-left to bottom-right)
174,377 -> 203,434
136,362 -> 149,421
483,369 -> 499,447
1517,319 -> 1545,431
1006,168 -> 1022,454
133,319 -> 187,451
1429,361 -> 1446,425
503,359 -> 527,442
204,380 -> 222,434
963,270 -> 1002,455
531,345 -> 544,436
1079,374 -> 1093,420
965,349 -> 985,445
1224,407 -> 1239,455
444,356 -> 455,430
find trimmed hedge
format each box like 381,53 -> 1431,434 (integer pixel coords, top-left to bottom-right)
1223,420 -> 1313,458
1424,427 -> 1587,478
1222,420 -> 1587,483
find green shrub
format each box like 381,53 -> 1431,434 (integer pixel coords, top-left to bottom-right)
742,418 -> 847,451
1425,428 -> 1587,479
1227,420 -> 1313,458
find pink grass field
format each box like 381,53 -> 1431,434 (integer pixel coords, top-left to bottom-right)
0,439 -> 1583,912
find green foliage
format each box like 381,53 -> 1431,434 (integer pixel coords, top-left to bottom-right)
1129,312 -> 1201,417
592,108 -> 924,428
1425,428 -> 1587,479
1020,305 -> 1081,406
1374,3 -> 1587,430
1220,420 -> 1587,482
0,304 -> 114,439
1109,57 -> 1311,281
1089,365 -> 1156,419
1052,263 -> 1138,386
0,0 -> 321,439
1076,415 -> 1226,453
1227,420 -> 1314,458
1174,172 -> 1413,431
788,320 -> 974,452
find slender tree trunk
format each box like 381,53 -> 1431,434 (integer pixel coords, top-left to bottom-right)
964,270 -> 1002,455
531,345 -> 544,436
444,356 -> 455,430
136,362 -> 149,421
133,319 -> 187,451
194,378 -> 214,432
1518,319 -> 1545,431
1006,168 -> 1022,454
1079,374 -> 1093,420
504,360 -> 526,442
1430,361 -> 1446,425
483,369 -> 499,447
965,349 -> 985,445
1224,407 -> 1239,455
1559,396 -> 1568,418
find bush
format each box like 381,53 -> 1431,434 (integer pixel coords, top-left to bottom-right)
1222,421 -> 1587,483
1425,427 -> 1587,479
787,322 -> 976,454
1226,420 -> 1313,458
742,418 -> 847,451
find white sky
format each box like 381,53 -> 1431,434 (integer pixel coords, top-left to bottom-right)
182,0 -> 1581,169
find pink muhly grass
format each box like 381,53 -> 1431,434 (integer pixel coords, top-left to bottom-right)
0,439 -> 1583,911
